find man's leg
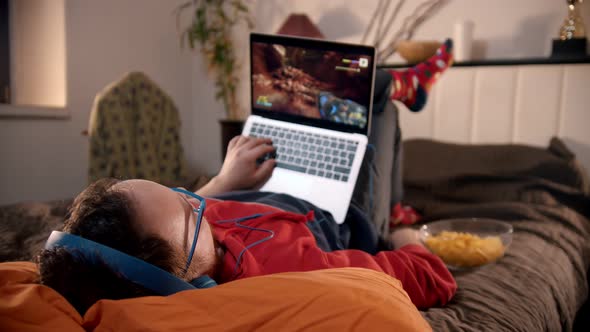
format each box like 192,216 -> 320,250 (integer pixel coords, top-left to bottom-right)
388,39 -> 453,112
352,100 -> 402,240
351,41 -> 453,237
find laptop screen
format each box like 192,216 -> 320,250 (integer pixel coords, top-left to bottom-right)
250,33 -> 375,135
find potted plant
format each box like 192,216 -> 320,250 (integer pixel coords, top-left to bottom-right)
176,0 -> 253,157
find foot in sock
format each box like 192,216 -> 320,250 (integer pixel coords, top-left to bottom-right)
388,39 -> 454,112
390,203 -> 421,228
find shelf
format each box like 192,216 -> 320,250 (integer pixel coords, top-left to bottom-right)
378,56 -> 590,69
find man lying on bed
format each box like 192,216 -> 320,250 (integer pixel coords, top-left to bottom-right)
38,42 -> 458,313
38,135 -> 456,315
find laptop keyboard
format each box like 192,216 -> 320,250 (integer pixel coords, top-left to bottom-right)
249,122 -> 358,182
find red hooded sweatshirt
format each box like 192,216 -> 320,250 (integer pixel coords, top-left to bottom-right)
205,198 -> 456,309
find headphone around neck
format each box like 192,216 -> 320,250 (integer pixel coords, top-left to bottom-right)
44,231 -> 217,296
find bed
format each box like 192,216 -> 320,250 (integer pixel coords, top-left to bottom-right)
1,137 -> 589,331
403,138 -> 590,331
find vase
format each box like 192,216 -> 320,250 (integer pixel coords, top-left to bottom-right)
219,119 -> 245,160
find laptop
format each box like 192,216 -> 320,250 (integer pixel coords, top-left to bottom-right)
243,33 -> 376,224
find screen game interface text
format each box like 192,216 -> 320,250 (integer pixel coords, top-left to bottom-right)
251,42 -> 372,129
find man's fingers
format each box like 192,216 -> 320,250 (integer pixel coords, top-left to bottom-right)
254,158 -> 276,184
228,135 -> 244,150
250,143 -> 276,160
242,136 -> 273,149
235,135 -> 250,148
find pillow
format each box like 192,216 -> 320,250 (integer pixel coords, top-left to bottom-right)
0,262 -> 431,331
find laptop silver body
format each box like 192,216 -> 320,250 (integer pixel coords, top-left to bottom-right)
243,33 -> 376,223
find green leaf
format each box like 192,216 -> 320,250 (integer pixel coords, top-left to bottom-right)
232,0 -> 248,12
177,0 -> 254,116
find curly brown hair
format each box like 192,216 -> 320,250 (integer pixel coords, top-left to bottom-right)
37,178 -> 185,314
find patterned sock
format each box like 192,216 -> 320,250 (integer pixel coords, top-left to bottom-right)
388,39 -> 454,112
389,203 -> 422,228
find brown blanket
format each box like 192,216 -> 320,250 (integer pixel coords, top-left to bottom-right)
403,138 -> 590,332
0,200 -> 71,262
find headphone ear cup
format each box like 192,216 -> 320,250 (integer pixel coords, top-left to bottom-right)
190,275 -> 217,289
45,231 -> 199,295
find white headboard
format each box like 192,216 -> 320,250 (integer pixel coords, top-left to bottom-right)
397,63 -> 590,173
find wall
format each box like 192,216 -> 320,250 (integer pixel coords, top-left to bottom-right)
399,64 -> 590,172
0,0 -> 193,205
1,0 -> 589,205
248,0 -> 590,60
193,0 -> 590,175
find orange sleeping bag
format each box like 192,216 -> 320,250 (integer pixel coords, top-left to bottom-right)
0,262 -> 431,331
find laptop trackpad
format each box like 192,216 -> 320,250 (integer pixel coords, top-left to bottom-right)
260,170 -> 313,198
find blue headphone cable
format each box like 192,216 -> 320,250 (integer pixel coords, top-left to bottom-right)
216,213 -> 275,275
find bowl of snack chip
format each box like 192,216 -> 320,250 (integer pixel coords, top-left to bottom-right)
419,218 -> 513,270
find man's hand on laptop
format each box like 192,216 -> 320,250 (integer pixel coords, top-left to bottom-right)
201,136 -> 276,195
